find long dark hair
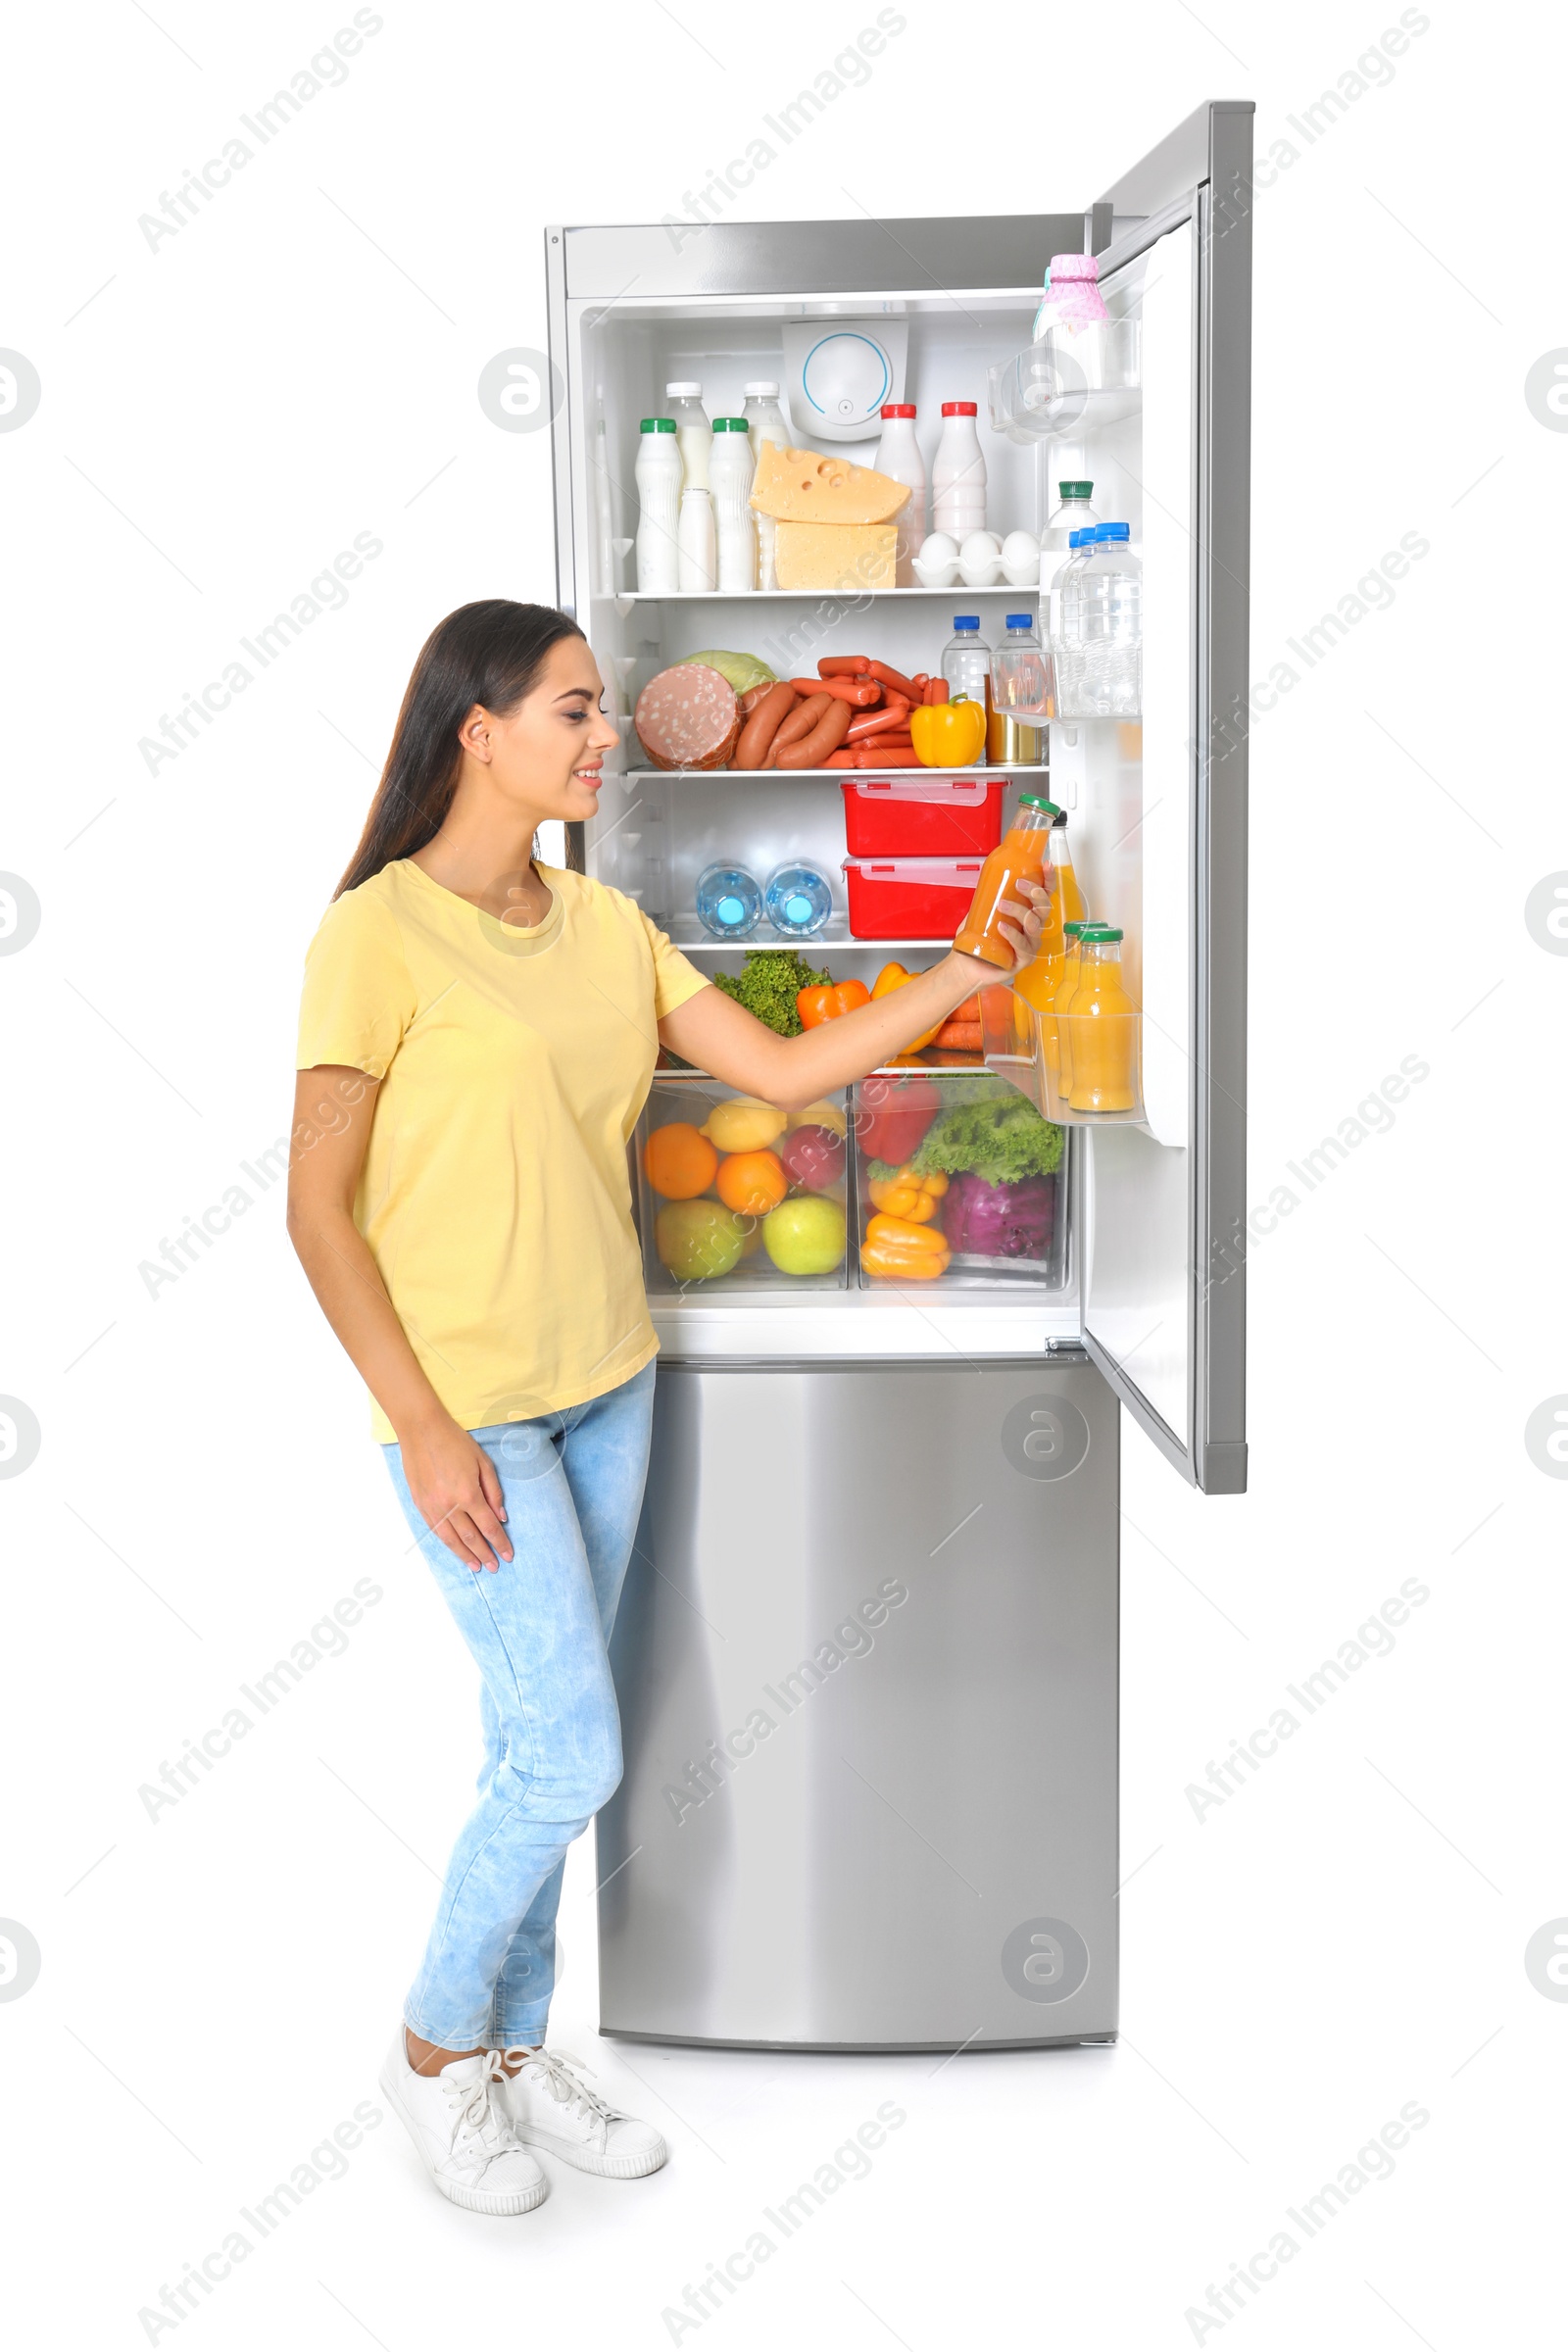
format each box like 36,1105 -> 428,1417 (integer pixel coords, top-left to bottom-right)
335,599 -> 585,897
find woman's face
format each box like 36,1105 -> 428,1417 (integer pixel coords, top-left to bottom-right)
461,636 -> 620,826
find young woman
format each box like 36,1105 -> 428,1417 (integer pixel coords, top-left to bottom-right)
287,600 -> 1045,2218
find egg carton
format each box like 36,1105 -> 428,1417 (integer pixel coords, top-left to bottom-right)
911,528 -> 1041,591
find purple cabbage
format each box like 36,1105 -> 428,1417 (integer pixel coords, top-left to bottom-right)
943,1171 -> 1056,1259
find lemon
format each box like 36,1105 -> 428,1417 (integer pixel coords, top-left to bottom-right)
700,1097 -> 788,1152
786,1099 -> 848,1137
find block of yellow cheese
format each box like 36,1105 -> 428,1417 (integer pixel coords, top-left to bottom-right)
750,442 -> 909,525
772,520 -> 898,591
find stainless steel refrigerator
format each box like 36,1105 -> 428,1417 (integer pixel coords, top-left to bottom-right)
544,99 -> 1250,2050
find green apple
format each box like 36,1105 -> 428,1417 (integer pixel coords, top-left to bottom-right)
762,1194 -> 846,1276
655,1199 -> 745,1282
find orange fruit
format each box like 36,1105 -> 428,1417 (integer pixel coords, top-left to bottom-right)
715,1149 -> 788,1217
643,1121 -> 718,1200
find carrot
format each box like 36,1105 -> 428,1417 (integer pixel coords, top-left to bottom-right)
817,655 -> 871,676
933,1019 -> 983,1050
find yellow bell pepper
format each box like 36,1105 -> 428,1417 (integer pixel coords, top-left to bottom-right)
860,1211 -> 952,1281
870,959 -> 943,1051
909,694 -> 988,768
866,1163 -> 949,1222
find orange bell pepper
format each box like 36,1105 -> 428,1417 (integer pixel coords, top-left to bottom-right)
870,960 -> 943,1051
909,694 -> 988,768
866,1163 -> 949,1222
797,978 -> 871,1029
860,1211 -> 951,1280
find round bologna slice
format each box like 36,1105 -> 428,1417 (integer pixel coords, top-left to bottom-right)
635,663 -> 741,771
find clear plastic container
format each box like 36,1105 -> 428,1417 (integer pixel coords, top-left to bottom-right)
941,614 -> 992,722
638,1080 -> 850,1294
696,863 -> 762,939
1057,522 -> 1141,720
843,856 -> 985,939
840,774 -> 1005,857
989,612 -> 1052,722
764,862 -> 832,939
853,1070 -> 1068,1291
1042,479 -> 1100,554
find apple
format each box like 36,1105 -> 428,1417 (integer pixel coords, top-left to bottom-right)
656,1199 -> 745,1282
762,1194 -> 846,1277
779,1123 -> 846,1193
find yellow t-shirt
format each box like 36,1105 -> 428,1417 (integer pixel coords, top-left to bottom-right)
295,858 -> 710,1441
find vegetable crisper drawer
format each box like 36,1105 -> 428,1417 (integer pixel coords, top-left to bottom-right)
853,1070 -> 1068,1291
636,1080 -> 851,1295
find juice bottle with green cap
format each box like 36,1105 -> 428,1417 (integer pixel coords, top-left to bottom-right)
1065,925 -> 1139,1111
1010,800 -> 1067,1011
954,795 -> 1055,970
1046,919 -> 1090,1096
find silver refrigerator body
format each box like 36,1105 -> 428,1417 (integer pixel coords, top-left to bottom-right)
598,1358 -> 1118,2051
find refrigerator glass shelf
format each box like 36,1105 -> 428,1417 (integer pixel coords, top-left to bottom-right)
600,586 -> 1040,605
621,765 -> 1050,782
667,922 -> 978,951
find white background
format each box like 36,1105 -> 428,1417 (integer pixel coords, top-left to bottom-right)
2,2 -> 1565,2345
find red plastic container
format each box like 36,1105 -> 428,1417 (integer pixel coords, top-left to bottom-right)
842,856 -> 985,940
840,774 -> 1005,857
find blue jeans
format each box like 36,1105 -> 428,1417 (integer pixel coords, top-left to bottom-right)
382,1360 -> 656,2049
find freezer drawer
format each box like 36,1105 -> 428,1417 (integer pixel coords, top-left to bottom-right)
597,1358 -> 1119,2051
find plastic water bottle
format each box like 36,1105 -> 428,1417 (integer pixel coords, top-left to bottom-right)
990,612 -> 1052,722
1041,478 -> 1100,554
764,862 -> 832,939
634,417 -> 682,593
696,864 -> 763,940
1048,529 -> 1096,716
1075,522 -> 1142,718
710,417 -> 756,591
941,616 -> 992,760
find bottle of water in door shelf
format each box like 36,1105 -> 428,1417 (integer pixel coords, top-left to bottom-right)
1074,522 -> 1142,719
677,486 -> 716,593
1041,479 -> 1100,554
710,417 -> 757,592
697,864 -> 763,940
764,863 -> 833,939
1047,529 -> 1095,717
634,417 -> 682,594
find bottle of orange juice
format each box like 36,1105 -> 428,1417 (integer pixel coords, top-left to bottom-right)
1049,919 -> 1089,1101
1050,807 -> 1088,925
1065,924 -> 1139,1112
954,795 -> 1055,970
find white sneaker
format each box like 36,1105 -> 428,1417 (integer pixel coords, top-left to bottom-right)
496,2045 -> 667,2179
378,2035 -> 548,2215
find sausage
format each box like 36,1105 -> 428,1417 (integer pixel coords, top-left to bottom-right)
733,681 -> 798,769
851,744 -> 923,766
868,660 -> 919,702
788,676 -> 881,707
769,692 -> 832,754
737,684 -> 772,717
775,696 -> 856,768
924,677 -> 949,705
817,655 -> 871,676
823,749 -> 858,768
845,697 -> 911,742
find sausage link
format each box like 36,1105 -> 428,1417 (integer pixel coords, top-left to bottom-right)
845,696 -> 911,742
775,697 -> 856,769
733,681 -> 797,769
817,655 -> 871,676
769,692 -> 832,755
788,676 -> 881,707
868,660 -> 919,701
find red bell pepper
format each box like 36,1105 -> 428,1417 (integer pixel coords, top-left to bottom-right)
854,1073 -> 941,1162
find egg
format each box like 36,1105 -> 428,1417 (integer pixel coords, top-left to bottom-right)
1002,528 -> 1041,586
959,530 -> 1003,563
918,532 -> 958,563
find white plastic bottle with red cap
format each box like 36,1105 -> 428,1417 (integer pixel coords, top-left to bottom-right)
871,403 -> 925,586
932,401 -> 987,539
